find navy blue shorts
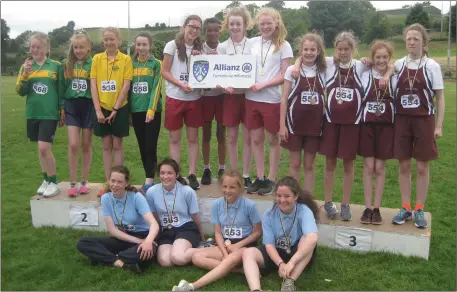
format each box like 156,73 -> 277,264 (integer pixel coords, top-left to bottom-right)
27,119 -> 58,143
256,244 -> 317,272
157,221 -> 200,248
64,98 -> 94,129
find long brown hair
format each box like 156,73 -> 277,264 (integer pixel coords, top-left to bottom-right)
273,176 -> 319,221
297,33 -> 327,72
65,30 -> 92,78
157,158 -> 188,186
104,165 -> 138,193
175,15 -> 203,62
403,23 -> 430,57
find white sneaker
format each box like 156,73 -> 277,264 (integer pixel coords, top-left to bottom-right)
43,182 -> 60,198
37,180 -> 48,195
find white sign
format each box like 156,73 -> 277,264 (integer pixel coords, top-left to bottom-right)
70,205 -> 99,226
334,226 -> 373,252
188,54 -> 256,89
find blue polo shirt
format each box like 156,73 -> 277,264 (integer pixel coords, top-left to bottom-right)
210,196 -> 261,239
262,203 -> 318,249
101,191 -> 151,232
145,182 -> 199,229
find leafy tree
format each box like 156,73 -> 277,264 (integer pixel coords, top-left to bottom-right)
1,18 -> 11,72
155,22 -> 160,28
405,3 -> 430,28
264,0 -> 285,11
48,21 -> 75,47
160,23 -> 167,29
422,1 -> 431,6
307,0 -> 375,47
227,1 -> 241,9
364,11 -> 390,43
67,21 -> 75,30
281,7 -> 310,49
145,24 -> 151,29
402,5 -> 411,9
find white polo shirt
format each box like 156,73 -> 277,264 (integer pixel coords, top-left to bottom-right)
163,40 -> 201,101
245,36 -> 293,104
217,36 -> 253,95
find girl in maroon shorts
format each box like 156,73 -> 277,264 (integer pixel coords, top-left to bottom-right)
358,40 -> 397,225
217,6 -> 255,188
200,17 -> 226,185
245,7 -> 293,196
391,24 -> 445,229
279,33 -> 327,194
162,15 -> 203,190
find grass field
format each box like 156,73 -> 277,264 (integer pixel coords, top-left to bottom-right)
1,76 -> 456,291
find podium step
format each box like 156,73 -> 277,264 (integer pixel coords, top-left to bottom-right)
30,181 -> 431,259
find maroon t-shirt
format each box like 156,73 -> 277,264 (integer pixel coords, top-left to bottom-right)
361,73 -> 395,124
325,65 -> 364,124
286,72 -> 325,136
395,59 -> 435,116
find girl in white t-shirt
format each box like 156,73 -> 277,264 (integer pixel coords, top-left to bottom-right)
245,7 -> 293,196
162,15 -> 203,191
217,6 -> 255,189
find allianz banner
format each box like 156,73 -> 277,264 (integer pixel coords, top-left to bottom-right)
189,55 -> 257,89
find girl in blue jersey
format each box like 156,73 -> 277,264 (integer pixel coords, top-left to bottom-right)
171,170 -> 262,291
146,158 -> 205,267
242,176 -> 319,292
76,166 -> 160,274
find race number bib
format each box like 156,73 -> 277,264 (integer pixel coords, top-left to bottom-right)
101,80 -> 117,92
33,83 -> 48,95
275,236 -> 290,250
366,102 -> 386,114
132,82 -> 149,94
223,226 -> 243,239
401,94 -> 420,108
301,91 -> 319,105
161,213 -> 180,227
71,80 -> 88,92
179,73 -> 189,83
335,87 -> 354,102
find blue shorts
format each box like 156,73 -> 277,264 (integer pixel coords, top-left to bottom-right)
64,98 -> 94,129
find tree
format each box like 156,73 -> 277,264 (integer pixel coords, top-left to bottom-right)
264,0 -> 285,11
307,0 -> 375,47
405,3 -> 430,28
422,1 -> 431,6
281,7 -> 311,48
66,21 -> 75,30
227,1 -> 241,9
155,22 -> 160,28
145,24 -> 151,29
1,18 -> 11,72
364,11 -> 390,43
402,5 -> 411,9
160,23 -> 166,29
48,21 -> 75,48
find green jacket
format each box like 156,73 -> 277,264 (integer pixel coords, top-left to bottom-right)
129,55 -> 162,115
16,58 -> 61,120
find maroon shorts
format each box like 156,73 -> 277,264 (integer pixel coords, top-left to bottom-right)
244,99 -> 280,133
319,122 -> 360,160
202,95 -> 224,123
223,94 -> 245,127
281,133 -> 320,154
164,96 -> 204,131
358,123 -> 394,160
393,115 -> 438,161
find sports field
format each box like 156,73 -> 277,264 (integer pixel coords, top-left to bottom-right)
1,76 -> 456,290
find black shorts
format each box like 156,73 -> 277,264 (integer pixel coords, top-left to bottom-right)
256,244 -> 317,272
224,237 -> 259,248
64,98 -> 94,129
93,105 -> 129,138
27,119 -> 58,143
157,221 -> 200,248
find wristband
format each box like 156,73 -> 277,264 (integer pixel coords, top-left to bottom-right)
112,107 -> 119,112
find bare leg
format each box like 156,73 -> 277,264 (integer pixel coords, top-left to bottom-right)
81,128 -> 93,182
266,131 -> 280,181
415,160 -> 430,206
303,152 -> 316,194
169,129 -> 182,165
112,136 -> 124,167
242,125 -> 253,176
170,239 -> 199,266
363,157 -> 375,208
227,126 -> 239,171
251,128 -> 265,179
102,136 -> 113,181
38,141 -> 56,177
242,247 -> 266,292
216,122 -> 226,166
373,159 -> 386,208
67,126 -> 80,183
398,159 -> 412,205
191,246 -> 223,271
342,159 -> 355,205
157,244 -> 174,267
289,151 -> 302,182
187,127 -> 199,176
324,156 -> 337,203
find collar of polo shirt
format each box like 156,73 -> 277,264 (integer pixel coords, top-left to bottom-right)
112,191 -> 128,203
163,182 -> 178,194
406,55 -> 426,66
102,50 -> 121,60
278,203 -> 297,218
227,196 -> 242,208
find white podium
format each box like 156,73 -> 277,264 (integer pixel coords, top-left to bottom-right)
30,181 -> 432,260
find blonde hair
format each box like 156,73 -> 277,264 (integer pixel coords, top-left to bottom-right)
218,170 -> 244,190
370,39 -> 393,62
297,33 -> 327,72
29,31 -> 51,57
222,6 -> 254,32
65,30 -> 92,78
256,7 -> 287,53
333,31 -> 359,60
403,23 -> 430,56
102,27 -> 121,40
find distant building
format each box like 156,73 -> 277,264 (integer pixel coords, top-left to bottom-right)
382,5 -> 442,18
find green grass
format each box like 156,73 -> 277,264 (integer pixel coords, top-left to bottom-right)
1,76 -> 456,291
